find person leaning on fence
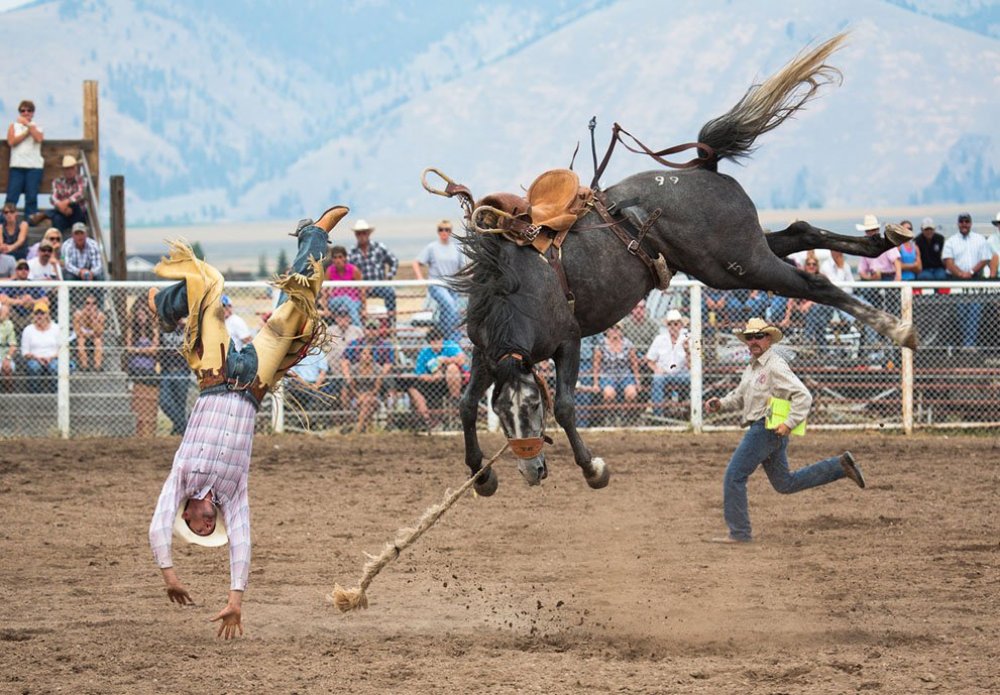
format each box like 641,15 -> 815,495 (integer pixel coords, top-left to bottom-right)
406,325 -> 469,431
348,219 -> 399,323
942,212 -> 995,348
146,204 -> 349,638
124,299 -> 160,437
915,217 -> 947,281
703,318 -> 866,544
989,212 -> 1000,277
896,220 -> 922,280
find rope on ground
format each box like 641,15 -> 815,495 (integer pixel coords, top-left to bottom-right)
330,442 -> 509,612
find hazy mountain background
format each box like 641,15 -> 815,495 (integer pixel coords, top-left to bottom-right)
2,0 -> 998,227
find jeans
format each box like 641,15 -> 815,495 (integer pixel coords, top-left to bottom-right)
723,419 -> 846,541
804,304 -> 834,347
159,373 -> 191,434
5,167 -> 43,219
916,268 -> 948,281
367,285 -> 396,317
327,294 -> 362,326
650,371 -> 690,415
428,284 -> 461,341
958,301 -> 983,347
25,358 -> 61,393
50,203 -> 88,233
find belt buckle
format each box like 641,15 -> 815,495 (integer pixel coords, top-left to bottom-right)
627,239 -> 640,254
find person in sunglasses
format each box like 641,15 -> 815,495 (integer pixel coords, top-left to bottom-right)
703,317 -> 866,544
4,100 -> 44,222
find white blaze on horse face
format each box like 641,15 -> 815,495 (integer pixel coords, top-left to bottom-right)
495,377 -> 544,439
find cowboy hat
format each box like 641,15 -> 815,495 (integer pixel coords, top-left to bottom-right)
61,155 -> 79,168
992,212 -> 999,227
352,219 -> 374,232
662,309 -> 689,325
855,214 -> 880,232
173,500 -> 228,548
733,317 -> 783,344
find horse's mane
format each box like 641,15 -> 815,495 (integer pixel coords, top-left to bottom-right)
452,230 -> 531,369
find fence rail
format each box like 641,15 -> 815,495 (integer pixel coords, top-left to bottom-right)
1,279 -> 997,438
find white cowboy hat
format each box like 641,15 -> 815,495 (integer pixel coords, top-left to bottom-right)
733,317 -> 783,344
352,219 -> 374,232
662,309 -> 689,325
61,155 -> 79,168
855,214 -> 880,232
173,500 -> 228,547
992,212 -> 999,226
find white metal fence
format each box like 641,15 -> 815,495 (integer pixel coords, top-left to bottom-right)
1,279 -> 997,438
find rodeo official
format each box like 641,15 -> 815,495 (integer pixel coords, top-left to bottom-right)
147,206 -> 348,638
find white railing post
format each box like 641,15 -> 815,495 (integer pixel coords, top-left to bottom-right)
690,284 -> 703,433
901,284 -> 913,435
57,283 -> 71,438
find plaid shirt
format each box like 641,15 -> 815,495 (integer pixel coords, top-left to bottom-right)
149,392 -> 256,591
51,174 -> 87,209
61,238 -> 102,277
348,241 -> 398,281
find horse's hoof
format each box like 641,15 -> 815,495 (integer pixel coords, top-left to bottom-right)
473,468 -> 499,497
884,223 -> 913,246
893,321 -> 919,350
584,457 -> 611,489
517,455 -> 547,486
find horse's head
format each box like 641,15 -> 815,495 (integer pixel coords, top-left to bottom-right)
492,353 -> 552,485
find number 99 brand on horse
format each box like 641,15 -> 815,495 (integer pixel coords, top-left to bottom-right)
427,33 -> 915,496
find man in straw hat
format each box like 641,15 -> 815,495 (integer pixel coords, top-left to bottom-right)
704,318 -> 866,544
146,205 -> 348,638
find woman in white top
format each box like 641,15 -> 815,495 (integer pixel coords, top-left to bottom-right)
5,100 -> 45,221
20,299 -> 62,392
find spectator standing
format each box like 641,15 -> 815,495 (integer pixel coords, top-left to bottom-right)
27,242 -> 62,280
942,212 -> 994,347
72,293 -> 105,371
703,318 -> 865,543
593,324 -> 641,422
406,326 -> 469,430
20,299 -> 63,393
158,317 -> 191,435
915,217 -> 947,280
896,220 -> 921,280
0,303 -> 16,391
124,300 -> 160,436
348,220 -> 398,323
26,228 -> 63,261
412,219 -> 465,341
221,295 -> 253,346
324,245 -> 364,326
48,155 -> 89,233
5,100 -> 44,222
645,309 -> 691,416
618,300 -> 661,351
62,222 -> 103,281
1,201 -> 29,260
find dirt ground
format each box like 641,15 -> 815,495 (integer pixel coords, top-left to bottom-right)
1,430 -> 997,694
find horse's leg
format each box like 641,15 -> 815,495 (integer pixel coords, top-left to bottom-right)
552,339 -> 610,489
764,220 -> 912,258
745,260 -> 917,349
460,347 -> 498,496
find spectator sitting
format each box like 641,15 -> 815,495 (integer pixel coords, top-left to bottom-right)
779,254 -> 834,349
0,303 -> 16,391
645,309 -> 691,417
158,316 -> 191,435
348,219 -> 399,324
61,222 -> 103,281
1,259 -> 46,329
896,220 -> 921,280
72,293 -> 105,371
820,250 -> 856,325
942,212 -> 994,347
412,219 -> 466,341
123,299 -> 159,437
856,216 -> 900,335
5,100 -> 44,224
27,241 -> 62,280
1,201 -> 29,261
0,251 -> 15,279
20,298 -> 65,393
47,155 -> 89,233
340,317 -> 395,433
26,228 -> 63,261
915,218 -> 947,280
221,294 -> 253,346
406,326 -> 469,431
324,245 -> 364,326
325,307 -> 363,403
990,212 -> 1000,278
619,299 -> 660,352
286,346 -> 329,421
593,324 -> 641,423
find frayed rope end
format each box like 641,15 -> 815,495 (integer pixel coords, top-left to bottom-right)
330,583 -> 369,612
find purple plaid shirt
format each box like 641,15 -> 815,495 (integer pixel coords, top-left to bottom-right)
149,392 -> 256,591
51,174 -> 87,209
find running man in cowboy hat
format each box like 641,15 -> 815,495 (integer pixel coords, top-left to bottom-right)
703,318 -> 866,544
147,205 -> 349,638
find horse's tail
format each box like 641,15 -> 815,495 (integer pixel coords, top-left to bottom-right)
697,32 -> 847,163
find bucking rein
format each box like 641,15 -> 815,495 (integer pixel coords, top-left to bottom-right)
331,123 -> 716,612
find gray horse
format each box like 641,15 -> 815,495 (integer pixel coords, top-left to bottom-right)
446,33 -> 914,496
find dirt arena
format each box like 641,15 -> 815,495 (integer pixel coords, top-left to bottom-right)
1,430 -> 997,694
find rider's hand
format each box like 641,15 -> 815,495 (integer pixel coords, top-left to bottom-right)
165,582 -> 193,606
210,592 -> 244,639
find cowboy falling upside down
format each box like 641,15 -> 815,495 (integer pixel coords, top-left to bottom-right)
147,206 -> 348,638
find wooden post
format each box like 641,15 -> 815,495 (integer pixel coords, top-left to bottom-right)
83,80 -> 99,199
110,176 -> 126,281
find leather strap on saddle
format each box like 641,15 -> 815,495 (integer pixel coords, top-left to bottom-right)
592,191 -> 673,291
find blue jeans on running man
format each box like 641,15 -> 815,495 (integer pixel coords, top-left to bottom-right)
723,418 -> 846,541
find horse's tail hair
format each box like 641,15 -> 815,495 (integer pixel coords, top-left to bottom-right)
697,32 -> 847,163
